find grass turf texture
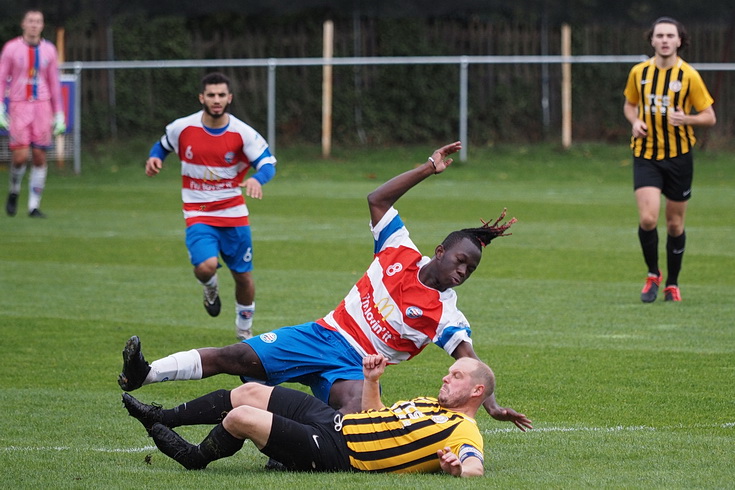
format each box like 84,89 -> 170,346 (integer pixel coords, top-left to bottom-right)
1,141 -> 733,488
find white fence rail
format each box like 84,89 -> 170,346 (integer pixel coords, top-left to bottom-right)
59,55 -> 735,171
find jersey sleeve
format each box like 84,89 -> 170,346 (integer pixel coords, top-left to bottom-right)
0,41 -> 12,99
447,418 -> 484,465
370,207 -> 419,255
242,129 -> 276,170
623,63 -> 642,104
161,115 -> 191,154
687,69 -> 715,112
435,298 -> 472,355
45,42 -> 63,114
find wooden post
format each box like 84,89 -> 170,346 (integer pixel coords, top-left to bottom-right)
561,23 -> 572,149
55,27 -> 66,169
321,20 -> 334,158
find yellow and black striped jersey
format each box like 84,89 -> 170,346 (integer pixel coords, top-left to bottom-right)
341,396 -> 484,473
624,57 -> 714,160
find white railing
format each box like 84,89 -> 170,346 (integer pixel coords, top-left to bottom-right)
60,55 -> 735,171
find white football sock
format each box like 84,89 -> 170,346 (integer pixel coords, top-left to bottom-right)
200,274 -> 218,288
235,302 -> 255,340
144,349 -> 203,384
28,165 -> 47,210
9,165 -> 26,194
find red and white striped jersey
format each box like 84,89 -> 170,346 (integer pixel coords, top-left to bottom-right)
159,111 -> 276,227
317,207 -> 472,363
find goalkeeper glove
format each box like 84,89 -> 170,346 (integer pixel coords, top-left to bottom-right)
53,111 -> 66,136
0,103 -> 9,131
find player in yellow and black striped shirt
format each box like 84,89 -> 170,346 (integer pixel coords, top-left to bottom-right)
623,17 -> 716,303
122,355 -> 497,477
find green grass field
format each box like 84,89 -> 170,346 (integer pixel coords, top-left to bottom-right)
1,141 -> 733,488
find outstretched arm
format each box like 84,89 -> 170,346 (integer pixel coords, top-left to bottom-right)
361,355 -> 388,411
452,341 -> 533,431
367,141 -> 462,226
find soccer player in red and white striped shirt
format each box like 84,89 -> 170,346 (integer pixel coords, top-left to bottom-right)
145,72 -> 276,339
121,141 -> 531,433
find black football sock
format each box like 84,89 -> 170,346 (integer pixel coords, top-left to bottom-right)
153,423 -> 244,470
196,423 -> 245,464
638,226 -> 659,275
666,231 -> 686,287
162,389 -> 233,427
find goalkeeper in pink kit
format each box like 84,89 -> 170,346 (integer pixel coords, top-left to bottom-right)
0,9 -> 65,218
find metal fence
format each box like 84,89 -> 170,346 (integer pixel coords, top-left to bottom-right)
58,54 -> 735,171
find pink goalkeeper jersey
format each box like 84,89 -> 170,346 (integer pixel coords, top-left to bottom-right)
0,36 -> 63,112
317,207 -> 473,363
159,111 -> 276,227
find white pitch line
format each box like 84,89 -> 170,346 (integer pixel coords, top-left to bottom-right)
0,445 -> 156,453
1,423 -> 732,453
483,422 -> 735,435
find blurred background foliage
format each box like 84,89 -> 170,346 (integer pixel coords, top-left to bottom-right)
1,1 -> 732,147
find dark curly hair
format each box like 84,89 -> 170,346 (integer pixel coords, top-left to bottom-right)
646,17 -> 689,52
441,208 -> 517,252
201,72 -> 231,92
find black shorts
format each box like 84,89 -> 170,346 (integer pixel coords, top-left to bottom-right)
262,386 -> 352,472
633,152 -> 693,202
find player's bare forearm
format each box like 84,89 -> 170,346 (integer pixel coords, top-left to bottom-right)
367,142 -> 461,225
438,448 -> 483,477
361,355 -> 387,410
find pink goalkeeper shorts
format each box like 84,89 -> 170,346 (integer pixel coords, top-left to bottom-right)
8,99 -> 53,150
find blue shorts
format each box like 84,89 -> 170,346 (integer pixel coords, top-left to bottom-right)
242,322 -> 364,403
185,223 -> 253,273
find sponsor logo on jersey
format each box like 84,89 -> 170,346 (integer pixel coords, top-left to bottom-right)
405,306 -> 423,318
259,332 -> 277,343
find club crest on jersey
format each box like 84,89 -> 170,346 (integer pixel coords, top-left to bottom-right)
224,151 -> 235,164
432,415 -> 449,424
405,306 -> 423,318
259,332 -> 277,343
669,80 -> 682,92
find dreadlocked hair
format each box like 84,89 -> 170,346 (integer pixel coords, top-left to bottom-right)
441,208 -> 517,251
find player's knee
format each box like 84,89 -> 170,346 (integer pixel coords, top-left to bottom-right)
222,406 -> 254,436
195,258 -> 218,277
230,382 -> 269,406
639,215 -> 658,230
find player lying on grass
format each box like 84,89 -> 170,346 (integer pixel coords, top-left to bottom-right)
123,355 -> 492,477
118,141 -> 532,431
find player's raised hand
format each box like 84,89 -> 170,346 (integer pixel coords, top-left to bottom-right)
362,354 -> 387,382
428,141 -> 462,174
